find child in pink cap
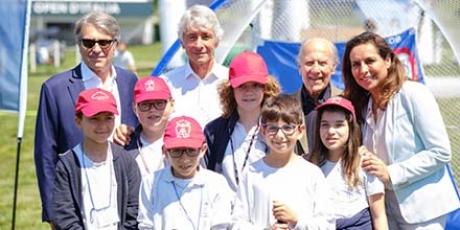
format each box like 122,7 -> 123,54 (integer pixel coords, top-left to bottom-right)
137,116 -> 232,230
231,94 -> 334,229
123,76 -> 175,177
203,51 -> 281,195
52,88 -> 141,230
310,96 -> 388,230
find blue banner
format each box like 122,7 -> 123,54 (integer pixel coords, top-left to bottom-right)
0,0 -> 30,112
257,28 -> 424,93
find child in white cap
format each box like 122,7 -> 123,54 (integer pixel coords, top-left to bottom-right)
137,116 -> 233,230
53,88 -> 141,230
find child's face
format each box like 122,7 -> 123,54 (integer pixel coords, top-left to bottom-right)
75,112 -> 115,144
233,82 -> 265,112
261,119 -> 304,155
163,144 -> 207,179
319,110 -> 350,154
134,99 -> 174,133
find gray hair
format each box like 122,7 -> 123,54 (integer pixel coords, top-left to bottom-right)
297,37 -> 339,66
74,12 -> 120,41
177,5 -> 224,44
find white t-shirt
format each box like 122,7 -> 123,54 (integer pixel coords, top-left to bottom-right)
74,144 -> 119,230
113,50 -> 135,71
321,159 -> 384,219
135,135 -> 168,178
160,61 -> 228,127
232,157 -> 335,229
215,122 -> 267,193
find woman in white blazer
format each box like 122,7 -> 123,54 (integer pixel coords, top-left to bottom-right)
341,31 -> 460,229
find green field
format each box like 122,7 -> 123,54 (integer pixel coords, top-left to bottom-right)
1,42 -> 459,230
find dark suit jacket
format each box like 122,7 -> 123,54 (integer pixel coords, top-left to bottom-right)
34,64 -> 138,222
292,84 -> 342,155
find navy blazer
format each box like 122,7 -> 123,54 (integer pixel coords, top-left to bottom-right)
34,64 -> 138,222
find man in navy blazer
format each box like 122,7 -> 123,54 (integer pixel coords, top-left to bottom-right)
34,12 -> 138,227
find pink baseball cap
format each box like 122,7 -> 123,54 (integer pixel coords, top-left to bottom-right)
315,96 -> 356,120
163,116 -> 205,149
134,76 -> 171,103
229,50 -> 268,88
75,88 -> 118,117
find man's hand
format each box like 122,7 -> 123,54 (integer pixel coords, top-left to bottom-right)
113,124 -> 134,146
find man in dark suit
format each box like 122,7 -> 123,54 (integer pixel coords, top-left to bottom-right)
34,12 -> 138,228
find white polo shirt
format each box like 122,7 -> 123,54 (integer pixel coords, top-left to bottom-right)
138,167 -> 233,230
160,61 -> 228,127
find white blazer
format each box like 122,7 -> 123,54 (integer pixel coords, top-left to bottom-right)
363,81 -> 460,223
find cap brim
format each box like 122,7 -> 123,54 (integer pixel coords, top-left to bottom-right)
164,138 -> 204,149
230,75 -> 267,88
135,92 -> 170,103
80,104 -> 119,117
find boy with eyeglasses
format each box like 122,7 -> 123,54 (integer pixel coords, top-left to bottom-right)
231,94 -> 335,229
124,76 -> 174,177
53,88 -> 141,230
137,116 -> 233,230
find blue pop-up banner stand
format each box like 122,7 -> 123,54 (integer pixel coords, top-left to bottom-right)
257,28 -> 424,94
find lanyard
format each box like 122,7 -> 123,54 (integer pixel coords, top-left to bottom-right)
136,135 -> 164,174
230,124 -> 259,185
81,146 -> 113,224
171,182 -> 203,230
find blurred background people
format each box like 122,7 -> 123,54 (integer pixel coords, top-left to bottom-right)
114,40 -> 137,74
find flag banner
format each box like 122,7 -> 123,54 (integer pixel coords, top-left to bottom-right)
0,0 -> 29,112
257,28 -> 424,93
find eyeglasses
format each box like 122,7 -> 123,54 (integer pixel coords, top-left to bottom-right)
80,39 -> 116,49
168,148 -> 201,158
262,123 -> 298,136
137,100 -> 167,112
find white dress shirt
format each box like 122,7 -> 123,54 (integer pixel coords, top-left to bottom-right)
160,61 -> 228,127
81,62 -> 121,131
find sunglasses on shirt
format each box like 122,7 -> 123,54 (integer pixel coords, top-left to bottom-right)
80,39 -> 117,49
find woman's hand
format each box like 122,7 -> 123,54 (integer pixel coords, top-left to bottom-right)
360,146 -> 390,184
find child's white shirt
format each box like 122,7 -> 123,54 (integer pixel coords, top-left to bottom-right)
74,143 -> 119,230
138,166 -> 233,230
216,122 -> 267,193
231,156 -> 335,229
135,135 -> 168,178
321,160 -> 385,219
